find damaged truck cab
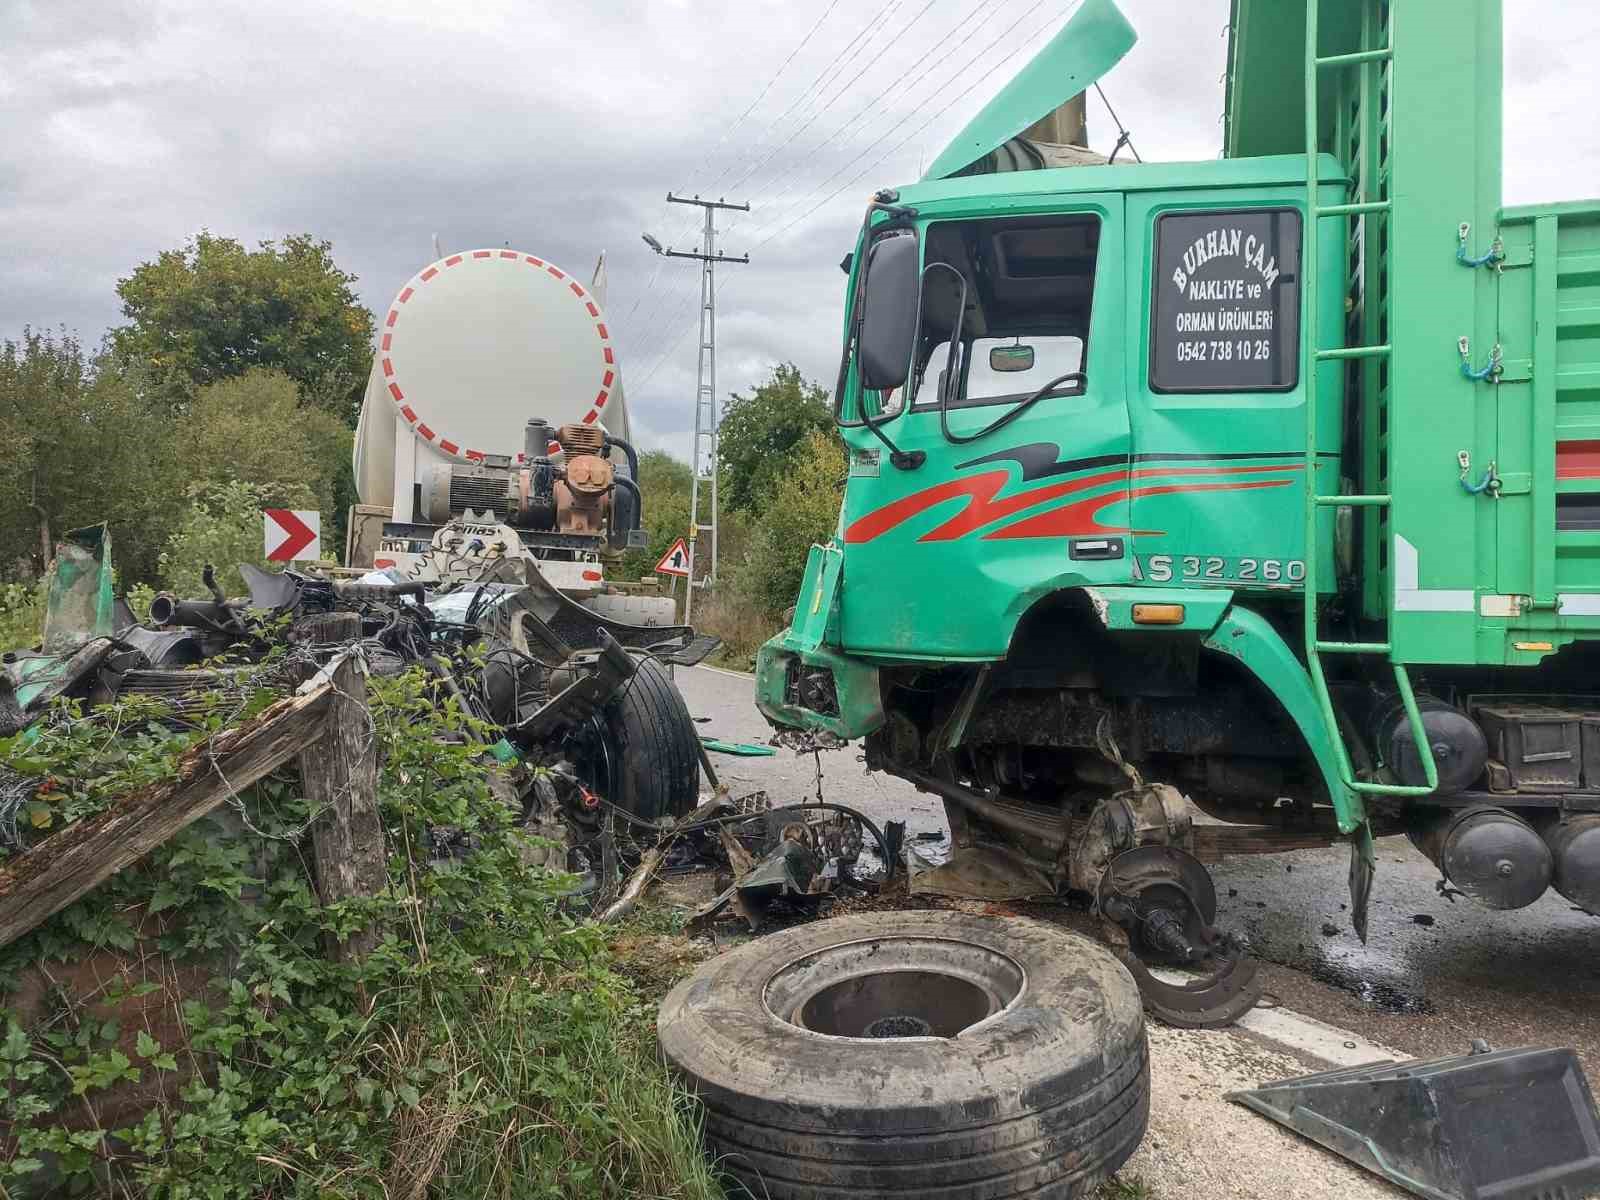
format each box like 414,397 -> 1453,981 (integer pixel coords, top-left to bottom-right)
757,0 -> 1600,1023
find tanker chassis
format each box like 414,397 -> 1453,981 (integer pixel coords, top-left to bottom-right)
756,0 -> 1600,1024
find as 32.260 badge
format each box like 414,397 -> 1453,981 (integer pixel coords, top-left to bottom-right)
1138,554 -> 1305,586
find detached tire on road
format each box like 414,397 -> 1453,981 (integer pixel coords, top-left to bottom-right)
603,655 -> 699,821
658,911 -> 1149,1199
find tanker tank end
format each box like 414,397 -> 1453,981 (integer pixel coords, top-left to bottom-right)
349,244 -> 649,592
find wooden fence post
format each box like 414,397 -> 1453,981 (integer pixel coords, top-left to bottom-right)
299,653 -> 386,962
0,684 -> 336,951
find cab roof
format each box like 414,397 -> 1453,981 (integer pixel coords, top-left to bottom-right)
894,153 -> 1347,213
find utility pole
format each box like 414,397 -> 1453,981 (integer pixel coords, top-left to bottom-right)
650,193 -> 749,622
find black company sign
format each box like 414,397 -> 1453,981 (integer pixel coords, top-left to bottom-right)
1150,208 -> 1302,393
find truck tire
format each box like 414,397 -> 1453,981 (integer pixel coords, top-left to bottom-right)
603,655 -> 699,821
658,911 -> 1149,1199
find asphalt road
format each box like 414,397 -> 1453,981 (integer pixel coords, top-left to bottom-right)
679,664 -> 1600,1076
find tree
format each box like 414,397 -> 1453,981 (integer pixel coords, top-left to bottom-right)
618,450 -> 693,583
0,331 -> 183,584
112,233 -> 375,419
736,430 -> 847,614
178,369 -> 354,519
718,363 -> 839,514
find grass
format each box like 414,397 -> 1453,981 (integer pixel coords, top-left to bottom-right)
691,587 -> 780,672
1098,1176 -> 1156,1199
414,973 -> 725,1200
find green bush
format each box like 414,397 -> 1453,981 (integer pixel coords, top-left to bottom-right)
735,429 -> 847,615
159,479 -> 305,598
717,363 -> 839,514
0,667 -> 723,1200
0,331 -> 183,584
0,581 -> 45,650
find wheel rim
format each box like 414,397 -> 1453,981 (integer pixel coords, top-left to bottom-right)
763,936 -> 1025,1040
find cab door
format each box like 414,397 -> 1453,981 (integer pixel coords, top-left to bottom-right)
1125,191 -> 1338,595
836,194 -> 1133,660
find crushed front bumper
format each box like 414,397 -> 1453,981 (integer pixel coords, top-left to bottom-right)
754,632 -> 884,741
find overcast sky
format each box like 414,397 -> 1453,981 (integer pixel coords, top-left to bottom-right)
5,0 -> 1597,459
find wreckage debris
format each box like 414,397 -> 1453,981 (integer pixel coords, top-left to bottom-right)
658,910 -> 1149,1200
592,788 -> 897,932
1,526 -> 726,931
1230,1042 -> 1600,1200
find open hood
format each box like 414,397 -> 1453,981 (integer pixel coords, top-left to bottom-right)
923,0 -> 1137,181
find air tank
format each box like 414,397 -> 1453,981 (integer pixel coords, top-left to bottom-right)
1373,695 -> 1487,796
1409,805 -> 1552,910
1540,813 -> 1600,914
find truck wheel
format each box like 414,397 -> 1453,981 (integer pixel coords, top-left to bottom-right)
658,911 -> 1149,1199
602,655 -> 699,821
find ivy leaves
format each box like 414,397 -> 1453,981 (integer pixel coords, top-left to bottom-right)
0,664 -> 672,1199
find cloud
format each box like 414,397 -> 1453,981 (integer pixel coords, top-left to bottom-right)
4,0 -> 1596,460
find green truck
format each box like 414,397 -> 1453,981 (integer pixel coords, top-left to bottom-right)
755,0 -> 1600,1024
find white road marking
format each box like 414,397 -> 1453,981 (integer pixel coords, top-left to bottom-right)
1148,968 -> 1405,1067
1234,1005 -> 1406,1067
692,663 -> 756,681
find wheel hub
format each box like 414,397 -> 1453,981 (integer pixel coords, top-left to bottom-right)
1098,845 -> 1262,1028
863,1014 -> 935,1039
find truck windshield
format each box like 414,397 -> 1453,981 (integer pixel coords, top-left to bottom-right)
908,213 -> 1099,412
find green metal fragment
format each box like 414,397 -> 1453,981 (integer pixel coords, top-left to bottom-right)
923,0 -> 1136,181
699,738 -> 777,758
42,524 -> 116,654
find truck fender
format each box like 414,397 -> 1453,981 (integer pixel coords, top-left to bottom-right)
1199,604 -> 1364,833
1200,604 -> 1377,941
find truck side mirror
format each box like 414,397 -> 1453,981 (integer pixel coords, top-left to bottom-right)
858,235 -> 920,392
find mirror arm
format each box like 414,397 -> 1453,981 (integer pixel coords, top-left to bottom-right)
833,200 -> 925,471
862,408 -> 925,471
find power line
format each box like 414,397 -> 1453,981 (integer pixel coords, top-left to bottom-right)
720,0 -> 922,197
752,0 -> 1080,249
701,1 -> 907,200
632,0 -> 968,338
634,314 -> 699,391
728,0 -> 1054,247
615,0 -> 846,337
633,0 -> 1091,400
684,0 -> 848,185
622,267 -> 701,362
732,0 -> 1010,223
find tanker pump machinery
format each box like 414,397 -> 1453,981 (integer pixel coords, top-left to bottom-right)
417,418 -> 642,548
349,247 -> 651,599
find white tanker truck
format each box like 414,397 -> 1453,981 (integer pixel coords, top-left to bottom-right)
345,247 -> 713,823
348,246 -> 665,623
